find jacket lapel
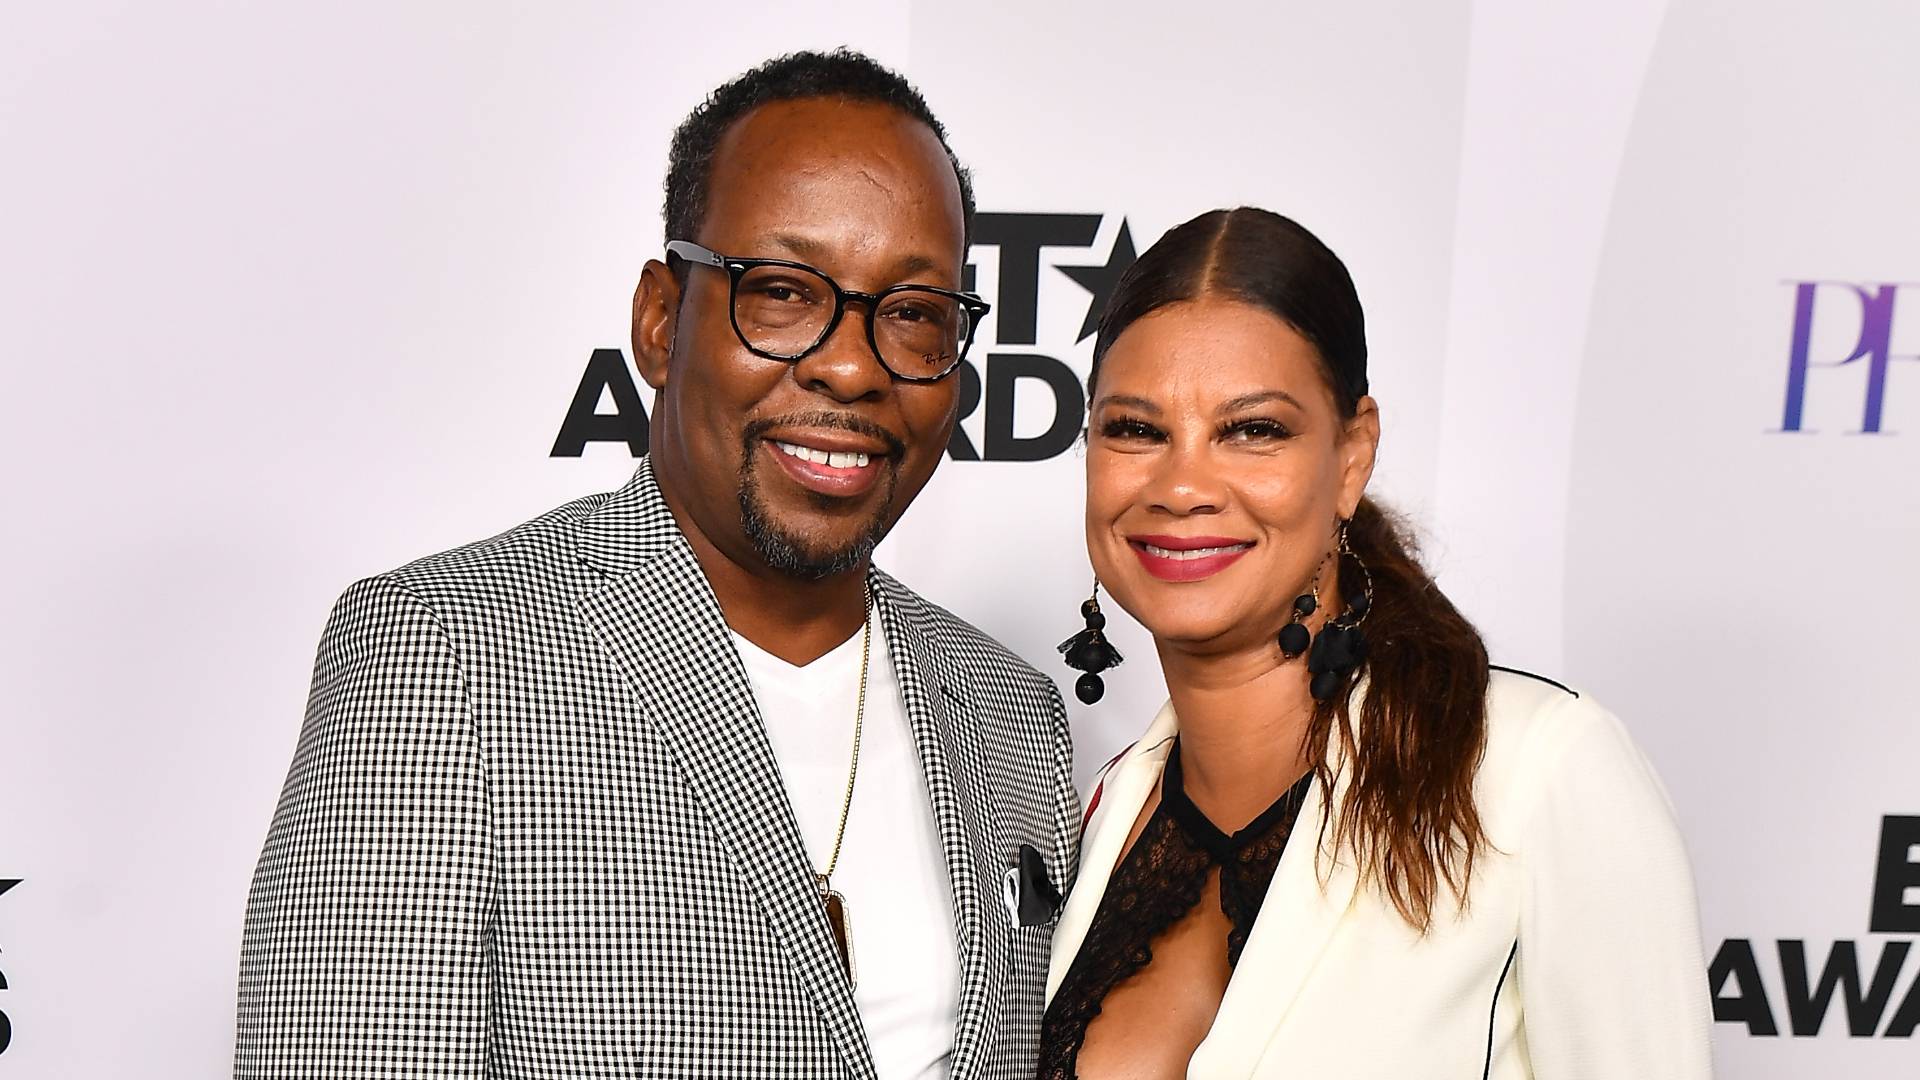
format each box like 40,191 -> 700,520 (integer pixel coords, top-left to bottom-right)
571,462 -> 875,1078
1045,703 -> 1178,1002
1191,722 -> 1363,1076
1050,696 -> 1363,1079
872,572 -> 1007,1080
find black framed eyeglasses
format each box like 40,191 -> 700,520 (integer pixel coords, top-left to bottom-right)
666,240 -> 989,382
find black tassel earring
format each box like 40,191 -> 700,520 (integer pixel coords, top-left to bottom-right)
1059,582 -> 1125,704
1306,523 -> 1374,702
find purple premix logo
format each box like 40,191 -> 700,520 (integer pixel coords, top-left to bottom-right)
1780,281 -> 1917,433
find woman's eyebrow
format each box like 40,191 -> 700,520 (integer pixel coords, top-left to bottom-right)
1217,390 -> 1303,413
1093,393 -> 1162,415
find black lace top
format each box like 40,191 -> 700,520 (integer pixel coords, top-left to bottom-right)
1036,741 -> 1315,1079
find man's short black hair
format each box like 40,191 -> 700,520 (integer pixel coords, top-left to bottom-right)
663,49 -> 975,256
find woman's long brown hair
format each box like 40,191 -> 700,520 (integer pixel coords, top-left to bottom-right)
1091,208 -> 1489,930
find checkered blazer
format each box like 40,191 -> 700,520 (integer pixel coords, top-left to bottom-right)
235,460 -> 1080,1079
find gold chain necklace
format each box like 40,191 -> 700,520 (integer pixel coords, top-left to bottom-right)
814,586 -> 869,987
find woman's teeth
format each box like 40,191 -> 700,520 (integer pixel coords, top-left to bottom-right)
775,441 -> 871,469
1142,543 -> 1249,561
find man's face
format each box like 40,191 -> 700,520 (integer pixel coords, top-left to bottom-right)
638,98 -> 967,581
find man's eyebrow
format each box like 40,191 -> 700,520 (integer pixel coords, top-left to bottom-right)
1093,393 -> 1161,415
766,232 -> 945,283
894,253 -> 941,279
1218,390 -> 1304,413
768,232 -> 829,261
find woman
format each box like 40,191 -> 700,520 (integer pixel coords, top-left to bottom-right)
1041,208 -> 1711,1078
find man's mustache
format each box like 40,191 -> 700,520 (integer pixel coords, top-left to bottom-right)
742,411 -> 906,458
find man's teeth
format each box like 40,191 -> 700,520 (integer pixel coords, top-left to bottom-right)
775,441 -> 871,469
1144,543 -> 1248,561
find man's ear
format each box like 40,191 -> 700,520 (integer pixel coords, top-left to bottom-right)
633,259 -> 680,390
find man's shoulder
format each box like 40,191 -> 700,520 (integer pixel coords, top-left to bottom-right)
338,487 -> 622,623
400,491 -> 607,581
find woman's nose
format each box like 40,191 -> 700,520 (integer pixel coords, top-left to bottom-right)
1145,442 -> 1226,515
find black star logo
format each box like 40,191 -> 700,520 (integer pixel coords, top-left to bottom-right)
0,879 -> 16,899
1056,218 -> 1138,344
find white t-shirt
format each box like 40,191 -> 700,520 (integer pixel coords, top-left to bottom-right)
730,612 -> 961,1080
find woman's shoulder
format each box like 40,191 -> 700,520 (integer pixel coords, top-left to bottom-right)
1481,664 -> 1616,751
1476,666 -> 1679,843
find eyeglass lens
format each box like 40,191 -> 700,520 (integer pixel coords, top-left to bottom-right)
734,264 -> 972,377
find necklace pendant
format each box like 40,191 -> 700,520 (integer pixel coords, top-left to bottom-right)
815,873 -> 856,989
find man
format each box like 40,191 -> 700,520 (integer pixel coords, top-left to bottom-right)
236,51 -> 1078,1079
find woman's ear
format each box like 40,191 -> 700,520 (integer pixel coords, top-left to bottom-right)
632,259 -> 680,390
1337,395 -> 1381,518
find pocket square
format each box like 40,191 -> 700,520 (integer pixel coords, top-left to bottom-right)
1000,843 -> 1063,927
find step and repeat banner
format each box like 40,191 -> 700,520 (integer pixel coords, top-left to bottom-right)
1,1 -> 1914,1075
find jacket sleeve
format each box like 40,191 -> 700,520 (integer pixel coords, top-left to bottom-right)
1516,699 -> 1713,1079
235,576 -> 495,1078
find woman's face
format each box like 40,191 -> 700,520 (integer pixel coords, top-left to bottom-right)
1086,298 -> 1379,654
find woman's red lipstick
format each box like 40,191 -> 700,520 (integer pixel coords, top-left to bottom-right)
1126,535 -> 1255,582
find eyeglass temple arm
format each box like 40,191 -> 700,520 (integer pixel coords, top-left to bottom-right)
664,240 -> 726,268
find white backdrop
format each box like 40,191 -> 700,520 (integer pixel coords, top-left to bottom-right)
1,2 -> 1915,1076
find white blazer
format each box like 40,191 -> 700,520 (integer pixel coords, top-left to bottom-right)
1046,669 -> 1713,1079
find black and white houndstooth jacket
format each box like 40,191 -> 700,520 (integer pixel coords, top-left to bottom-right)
235,459 -> 1080,1079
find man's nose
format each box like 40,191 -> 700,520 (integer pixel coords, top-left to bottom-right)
792,302 -> 891,403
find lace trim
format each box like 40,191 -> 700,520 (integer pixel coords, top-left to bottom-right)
1035,743 -> 1311,1079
